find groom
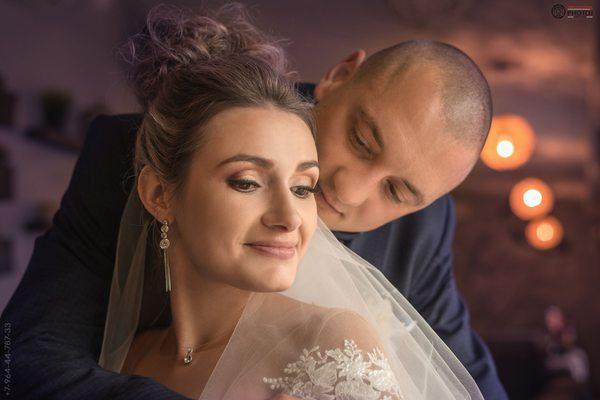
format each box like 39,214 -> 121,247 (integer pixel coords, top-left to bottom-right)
1,41 -> 507,399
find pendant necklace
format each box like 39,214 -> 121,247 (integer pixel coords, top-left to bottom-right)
182,331 -> 232,365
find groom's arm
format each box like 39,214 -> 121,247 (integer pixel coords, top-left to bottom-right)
0,115 -> 189,400
409,195 -> 508,400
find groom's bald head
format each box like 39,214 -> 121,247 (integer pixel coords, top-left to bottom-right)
313,40 -> 493,232
354,40 -> 492,150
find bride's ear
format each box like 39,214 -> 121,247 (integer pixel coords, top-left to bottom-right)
137,165 -> 174,222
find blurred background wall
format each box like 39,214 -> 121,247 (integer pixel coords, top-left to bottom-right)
0,0 -> 598,398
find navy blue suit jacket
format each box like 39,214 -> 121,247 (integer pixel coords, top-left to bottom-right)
1,111 -> 507,399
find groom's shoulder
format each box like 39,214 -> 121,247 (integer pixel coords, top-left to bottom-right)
390,194 -> 455,234
79,113 -> 143,170
383,194 -> 456,255
75,114 -> 143,193
86,113 -> 143,143
94,113 -> 143,128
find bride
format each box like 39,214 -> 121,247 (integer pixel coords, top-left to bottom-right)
99,5 -> 483,400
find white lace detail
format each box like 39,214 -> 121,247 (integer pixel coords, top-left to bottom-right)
263,339 -> 403,400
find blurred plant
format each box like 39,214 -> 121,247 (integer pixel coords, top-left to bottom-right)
41,89 -> 72,130
0,144 -> 11,201
0,75 -> 17,127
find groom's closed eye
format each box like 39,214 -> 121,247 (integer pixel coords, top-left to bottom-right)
348,109 -> 385,160
386,181 -> 404,204
349,125 -> 373,159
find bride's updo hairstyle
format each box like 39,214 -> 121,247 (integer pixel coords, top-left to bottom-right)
125,4 -> 315,197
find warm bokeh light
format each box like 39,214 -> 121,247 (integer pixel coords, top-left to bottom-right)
526,216 -> 564,250
480,115 -> 535,170
509,178 -> 554,220
496,139 -> 515,158
523,189 -> 542,207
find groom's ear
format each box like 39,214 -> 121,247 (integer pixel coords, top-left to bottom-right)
137,165 -> 173,222
314,50 -> 366,101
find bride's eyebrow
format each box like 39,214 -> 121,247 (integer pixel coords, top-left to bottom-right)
296,161 -> 319,172
217,155 -> 318,172
217,154 -> 273,169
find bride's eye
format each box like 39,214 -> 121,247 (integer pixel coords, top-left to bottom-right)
228,178 -> 261,192
292,185 -> 320,199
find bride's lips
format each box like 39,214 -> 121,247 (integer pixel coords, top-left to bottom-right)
244,241 -> 297,259
317,189 -> 344,216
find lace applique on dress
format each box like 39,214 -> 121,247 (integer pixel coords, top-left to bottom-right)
263,339 -> 403,400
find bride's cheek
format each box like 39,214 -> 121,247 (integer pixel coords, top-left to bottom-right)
303,205 -> 319,240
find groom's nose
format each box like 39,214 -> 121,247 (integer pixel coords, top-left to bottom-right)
333,165 -> 381,207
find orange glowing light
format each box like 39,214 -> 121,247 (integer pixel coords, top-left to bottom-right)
496,139 -> 515,158
509,178 -> 554,220
526,216 -> 564,250
480,115 -> 535,171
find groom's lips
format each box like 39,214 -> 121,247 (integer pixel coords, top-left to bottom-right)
244,240 -> 297,259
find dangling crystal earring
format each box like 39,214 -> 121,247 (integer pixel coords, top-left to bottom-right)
160,220 -> 172,292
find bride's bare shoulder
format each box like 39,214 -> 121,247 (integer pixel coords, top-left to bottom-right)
263,293 -> 378,343
263,292 -> 347,319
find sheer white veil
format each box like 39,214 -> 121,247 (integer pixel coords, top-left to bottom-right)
99,188 -> 483,400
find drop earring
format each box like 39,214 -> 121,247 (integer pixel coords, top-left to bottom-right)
160,220 -> 171,292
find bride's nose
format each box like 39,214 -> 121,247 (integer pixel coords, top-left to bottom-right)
261,188 -> 302,232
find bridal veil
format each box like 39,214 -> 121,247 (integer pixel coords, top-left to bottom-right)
99,189 -> 483,400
